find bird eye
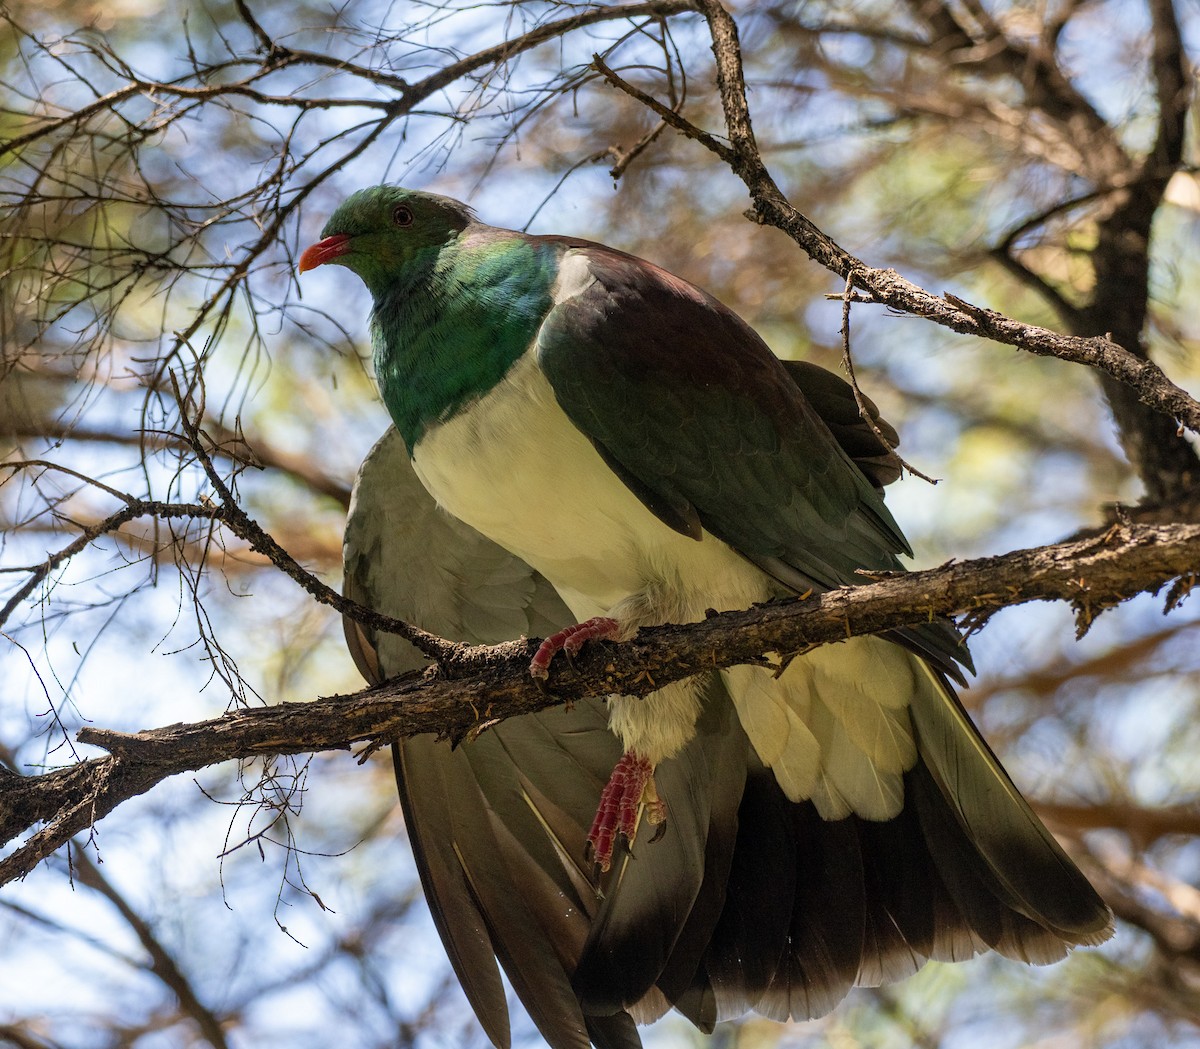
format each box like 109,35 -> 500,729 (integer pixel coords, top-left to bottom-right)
392,204 -> 414,228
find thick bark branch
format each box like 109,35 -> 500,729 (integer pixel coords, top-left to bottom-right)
2,521 -> 1196,887
1079,0 -> 1196,500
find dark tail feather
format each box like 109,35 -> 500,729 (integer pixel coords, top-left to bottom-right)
908,665 -> 1114,950
395,700 -> 625,1049
393,740 -> 515,1048
584,1012 -> 642,1049
700,743 -> 1111,1022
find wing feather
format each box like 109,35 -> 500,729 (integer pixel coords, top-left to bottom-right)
346,429 -> 617,1048
534,246 -> 917,595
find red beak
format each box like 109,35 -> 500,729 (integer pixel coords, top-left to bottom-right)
298,233 -> 352,273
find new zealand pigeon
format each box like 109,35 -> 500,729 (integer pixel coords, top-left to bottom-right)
304,186 -> 1113,1049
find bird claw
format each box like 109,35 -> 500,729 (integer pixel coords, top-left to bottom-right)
586,752 -> 664,873
529,617 -> 621,679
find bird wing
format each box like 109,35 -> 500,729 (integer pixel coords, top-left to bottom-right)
345,428 -> 624,1049
534,244 -> 911,587
346,426 -> 780,1048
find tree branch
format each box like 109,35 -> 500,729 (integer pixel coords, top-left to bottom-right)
0,470 -> 422,666
5,416 -> 352,506
3,520 -> 1196,886
1038,800 -> 1200,846
899,0 -> 1128,181
598,2 -> 1200,440
0,497 -> 222,631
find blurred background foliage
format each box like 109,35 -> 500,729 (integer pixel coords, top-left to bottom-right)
2,0 -> 1200,1046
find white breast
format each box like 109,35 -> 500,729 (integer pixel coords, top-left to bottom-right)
411,350 -> 770,623
411,349 -> 918,810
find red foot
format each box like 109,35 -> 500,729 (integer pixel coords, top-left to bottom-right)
529,616 -> 621,680
586,752 -> 667,873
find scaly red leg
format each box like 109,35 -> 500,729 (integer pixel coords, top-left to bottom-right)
529,616 -> 621,679
586,752 -> 667,873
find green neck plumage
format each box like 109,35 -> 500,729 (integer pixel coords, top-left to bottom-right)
370,234 -> 557,452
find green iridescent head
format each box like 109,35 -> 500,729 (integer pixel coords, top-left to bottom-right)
299,186 -> 473,298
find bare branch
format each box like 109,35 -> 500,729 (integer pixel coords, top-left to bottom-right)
689,1 -> 1200,442
1038,800 -> 1200,846
592,53 -> 735,162
170,372 -> 457,664
898,0 -> 1129,181
4,418 -> 352,508
3,520 -> 1196,886
0,470 -> 428,670
0,497 -> 223,632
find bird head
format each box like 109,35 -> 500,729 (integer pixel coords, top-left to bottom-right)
298,186 -> 473,297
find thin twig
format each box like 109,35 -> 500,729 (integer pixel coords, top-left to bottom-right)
838,278 -> 938,485
168,371 -> 458,664
591,53 -> 736,162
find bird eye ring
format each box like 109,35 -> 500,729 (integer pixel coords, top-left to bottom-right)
392,204 -> 414,228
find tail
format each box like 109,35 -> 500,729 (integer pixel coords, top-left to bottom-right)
574,655 -> 1113,1025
